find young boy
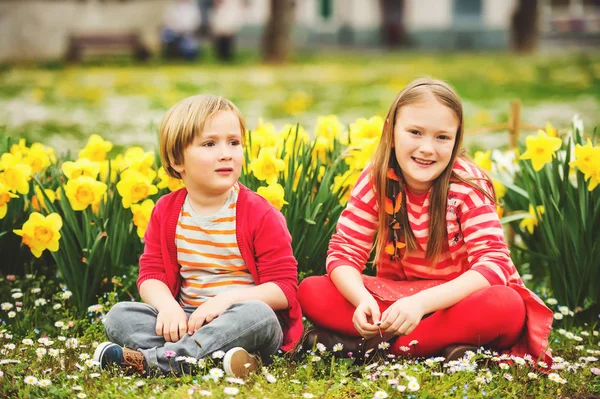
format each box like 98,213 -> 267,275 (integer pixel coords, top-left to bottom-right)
93,95 -> 303,377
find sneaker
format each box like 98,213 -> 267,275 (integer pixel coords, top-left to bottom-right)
93,342 -> 146,374
222,347 -> 259,378
442,344 -> 479,362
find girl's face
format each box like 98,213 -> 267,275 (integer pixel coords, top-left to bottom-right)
393,95 -> 459,194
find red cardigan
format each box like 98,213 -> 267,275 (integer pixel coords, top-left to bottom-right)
137,185 -> 303,352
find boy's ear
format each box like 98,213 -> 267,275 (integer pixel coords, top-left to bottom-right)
171,162 -> 184,174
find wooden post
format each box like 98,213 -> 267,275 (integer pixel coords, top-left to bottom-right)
508,100 -> 521,149
506,100 -> 522,246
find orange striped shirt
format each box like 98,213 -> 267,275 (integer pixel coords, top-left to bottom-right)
176,184 -> 254,307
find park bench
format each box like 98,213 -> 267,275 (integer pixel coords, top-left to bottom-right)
65,32 -> 151,62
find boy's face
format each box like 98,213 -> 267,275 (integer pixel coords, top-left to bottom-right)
173,111 -> 244,197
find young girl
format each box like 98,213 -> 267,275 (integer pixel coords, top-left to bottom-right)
94,95 -> 302,377
298,78 -> 553,363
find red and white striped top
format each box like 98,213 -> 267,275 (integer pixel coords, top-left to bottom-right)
327,157 -> 513,285
327,157 -> 553,362
177,184 -> 255,307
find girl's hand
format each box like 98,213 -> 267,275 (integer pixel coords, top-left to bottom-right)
353,296 -> 381,339
156,303 -> 188,343
187,295 -> 233,335
379,296 -> 425,336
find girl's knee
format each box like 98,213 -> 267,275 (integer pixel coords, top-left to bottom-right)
298,276 -> 331,309
482,285 -> 526,325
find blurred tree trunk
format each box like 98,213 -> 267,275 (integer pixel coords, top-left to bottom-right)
379,0 -> 407,47
262,0 -> 296,63
510,0 -> 539,52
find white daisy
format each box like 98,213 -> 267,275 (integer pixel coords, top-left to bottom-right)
223,387 -> 239,395
407,380 -> 420,391
24,376 -> 38,385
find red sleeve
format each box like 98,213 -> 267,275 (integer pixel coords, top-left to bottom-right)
253,208 -> 298,307
136,198 -> 169,290
326,168 -> 378,275
459,182 -> 514,286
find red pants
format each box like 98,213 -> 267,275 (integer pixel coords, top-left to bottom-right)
298,276 -> 526,357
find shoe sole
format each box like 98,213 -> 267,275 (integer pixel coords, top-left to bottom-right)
223,347 -> 257,378
445,345 -> 478,362
93,342 -> 117,369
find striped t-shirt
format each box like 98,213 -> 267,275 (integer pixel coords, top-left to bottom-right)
327,157 -> 517,286
176,184 -> 255,307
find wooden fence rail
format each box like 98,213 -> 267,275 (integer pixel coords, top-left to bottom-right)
464,100 -> 543,149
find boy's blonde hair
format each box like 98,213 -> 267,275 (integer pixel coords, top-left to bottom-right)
159,95 -> 246,179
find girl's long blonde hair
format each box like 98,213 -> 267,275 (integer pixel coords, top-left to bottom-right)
371,78 -> 495,266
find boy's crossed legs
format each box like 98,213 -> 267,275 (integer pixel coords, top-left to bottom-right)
98,299 -> 283,376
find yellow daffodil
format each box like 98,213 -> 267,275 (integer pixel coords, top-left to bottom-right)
312,135 -> 332,163
289,164 -> 303,192
349,116 -> 384,142
1,153 -> 32,194
25,143 -> 52,173
519,204 -> 545,234
116,170 -> 158,209
0,182 -> 18,219
10,139 -> 29,159
257,183 -> 288,210
283,91 -> 312,115
61,158 -> 101,180
544,122 -> 557,137
279,124 -> 309,156
586,158 -> 600,191
246,120 -> 278,159
345,137 -> 379,171
157,167 -> 185,191
31,186 -> 56,212
79,134 -> 113,162
250,148 -> 285,185
123,147 -> 156,180
99,155 -> 125,183
519,130 -> 563,172
14,212 -> 62,258
131,199 -> 155,238
496,205 -> 504,219
569,139 -> 600,180
315,115 -> 344,142
473,150 -> 492,172
65,176 -> 108,211
492,179 -> 506,200
333,169 -> 361,205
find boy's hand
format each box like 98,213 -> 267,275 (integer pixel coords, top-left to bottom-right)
353,295 -> 381,339
379,296 -> 425,336
156,303 -> 188,343
187,295 -> 233,335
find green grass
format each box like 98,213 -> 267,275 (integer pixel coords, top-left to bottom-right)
1,274 -> 599,398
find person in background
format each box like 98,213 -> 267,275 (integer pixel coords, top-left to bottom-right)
162,0 -> 202,61
211,0 -> 246,61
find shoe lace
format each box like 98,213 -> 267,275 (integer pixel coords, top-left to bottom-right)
122,349 -> 145,372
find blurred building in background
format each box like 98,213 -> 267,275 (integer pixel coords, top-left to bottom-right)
0,0 -> 598,63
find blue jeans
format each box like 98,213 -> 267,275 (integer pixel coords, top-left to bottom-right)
104,300 -> 283,374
